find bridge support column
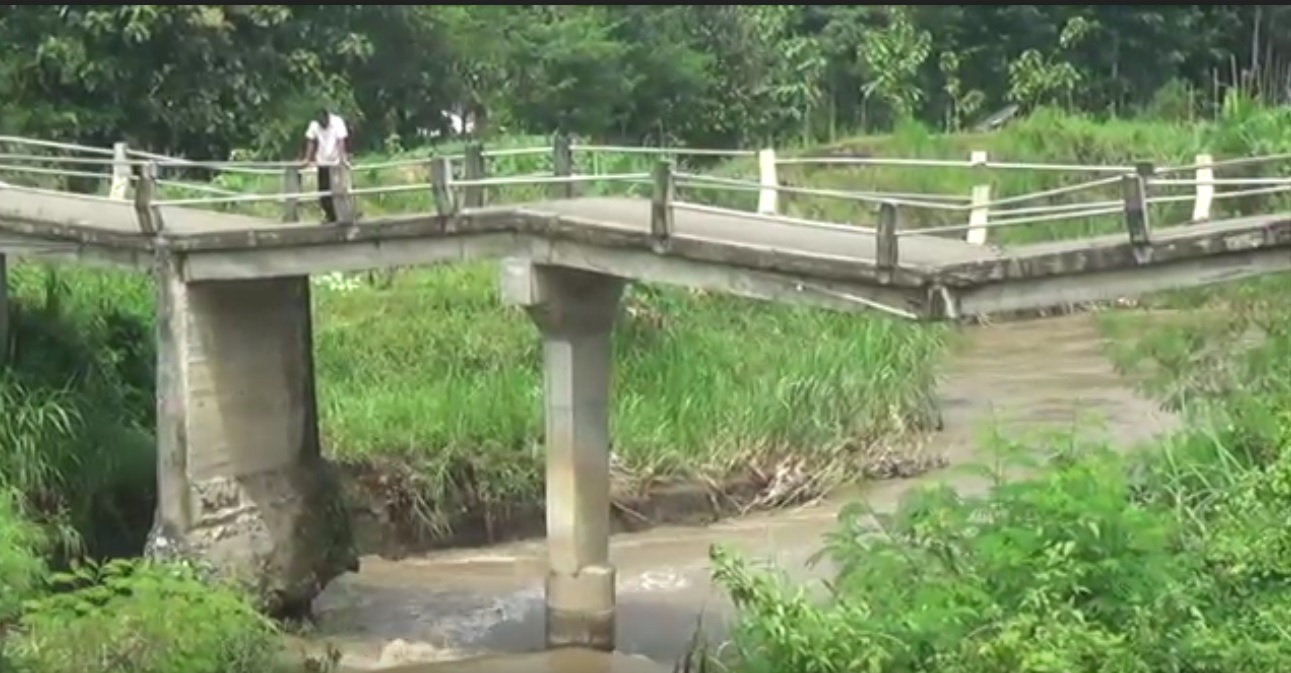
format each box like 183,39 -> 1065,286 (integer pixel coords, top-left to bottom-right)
501,260 -> 625,651
149,264 -> 355,615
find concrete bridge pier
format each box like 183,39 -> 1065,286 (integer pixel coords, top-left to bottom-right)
149,262 -> 355,614
501,259 -> 625,651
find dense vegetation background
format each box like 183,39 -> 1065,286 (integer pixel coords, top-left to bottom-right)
1,5 -> 1286,155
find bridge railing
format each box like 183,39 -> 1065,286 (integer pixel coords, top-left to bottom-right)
3,134 -> 1291,265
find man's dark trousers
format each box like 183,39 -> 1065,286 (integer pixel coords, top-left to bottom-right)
318,165 -> 336,223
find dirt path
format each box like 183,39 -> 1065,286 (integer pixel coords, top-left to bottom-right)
300,314 -> 1178,672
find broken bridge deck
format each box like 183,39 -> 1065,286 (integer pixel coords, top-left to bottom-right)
3,186 -> 1291,320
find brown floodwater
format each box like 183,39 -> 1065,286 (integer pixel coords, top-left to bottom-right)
301,313 -> 1179,672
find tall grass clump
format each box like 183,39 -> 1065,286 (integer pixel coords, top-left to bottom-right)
0,264 -> 155,558
316,264 -> 946,533
0,489 -> 45,625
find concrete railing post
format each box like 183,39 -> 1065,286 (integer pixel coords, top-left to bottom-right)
876,201 -> 899,283
330,164 -> 355,226
462,142 -> 486,209
651,160 -> 675,248
282,166 -> 301,223
966,150 -> 991,245
553,134 -> 576,199
109,141 -> 130,201
1123,162 -> 1153,261
499,260 -> 625,652
429,156 -> 454,217
756,148 -> 778,215
133,161 -> 163,234
1192,153 -> 1214,222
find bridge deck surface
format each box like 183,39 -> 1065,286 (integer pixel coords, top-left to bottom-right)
0,190 -> 995,266
3,187 -> 1290,276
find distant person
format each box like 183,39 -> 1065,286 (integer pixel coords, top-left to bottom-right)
301,108 -> 350,222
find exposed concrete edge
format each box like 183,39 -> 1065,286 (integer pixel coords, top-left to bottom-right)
185,233 -> 926,316
935,215 -> 1291,285
949,243 -> 1291,317
0,239 -> 153,269
0,214 -> 154,251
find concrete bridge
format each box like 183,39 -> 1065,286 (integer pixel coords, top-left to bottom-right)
1,134 -> 1290,651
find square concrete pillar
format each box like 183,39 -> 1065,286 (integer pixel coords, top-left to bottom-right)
501,259 -> 625,651
150,262 -> 355,615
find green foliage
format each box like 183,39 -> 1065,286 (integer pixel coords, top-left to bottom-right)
711,433 -> 1291,673
709,195 -> 1291,671
0,6 -> 1286,154
0,489 -> 46,625
4,559 -> 285,673
1006,17 -> 1093,109
860,7 -> 932,121
0,264 -> 155,558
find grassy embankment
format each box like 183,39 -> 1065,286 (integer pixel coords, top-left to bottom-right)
696,101 -> 1291,672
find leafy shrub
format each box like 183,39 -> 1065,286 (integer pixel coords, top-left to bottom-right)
0,489 -> 45,624
711,432 -> 1291,673
4,560 -> 285,673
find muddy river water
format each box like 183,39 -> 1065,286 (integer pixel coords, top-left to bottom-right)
303,314 -> 1180,672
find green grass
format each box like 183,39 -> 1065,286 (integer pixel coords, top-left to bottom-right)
317,266 -> 943,528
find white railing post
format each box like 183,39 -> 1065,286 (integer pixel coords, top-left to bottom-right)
756,147 -> 778,215
966,149 -> 990,245
1192,153 -> 1213,222
109,141 -> 130,201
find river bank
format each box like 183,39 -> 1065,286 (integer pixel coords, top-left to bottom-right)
295,312 -> 1179,671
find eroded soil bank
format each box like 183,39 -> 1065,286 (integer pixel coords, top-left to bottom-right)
297,313 -> 1179,671
337,441 -> 942,561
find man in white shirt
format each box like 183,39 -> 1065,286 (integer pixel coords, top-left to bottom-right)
301,108 -> 350,222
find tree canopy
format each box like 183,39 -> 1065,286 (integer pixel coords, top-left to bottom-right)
0,6 -> 1285,157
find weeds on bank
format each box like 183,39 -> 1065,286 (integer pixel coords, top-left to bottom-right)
0,485 -> 290,673
707,428 -> 1291,673
701,255 -> 1291,672
0,264 -> 155,558
5,559 -> 284,673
